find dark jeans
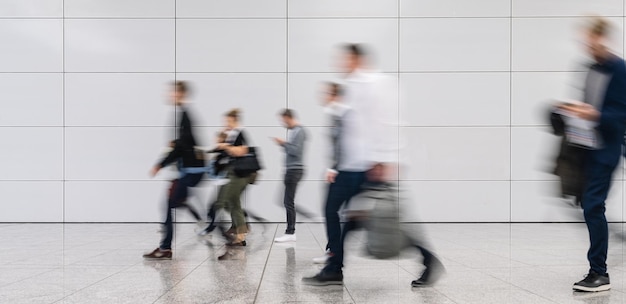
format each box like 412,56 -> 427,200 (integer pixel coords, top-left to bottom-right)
284,169 -> 304,234
160,172 -> 204,250
582,161 -> 616,275
323,171 -> 367,273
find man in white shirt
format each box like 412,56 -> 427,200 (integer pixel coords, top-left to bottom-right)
302,44 -> 404,285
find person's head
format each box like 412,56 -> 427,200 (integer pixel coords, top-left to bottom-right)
280,109 -> 297,128
584,16 -> 612,62
225,108 -> 241,129
323,82 -> 343,105
341,43 -> 366,74
216,131 -> 228,144
169,81 -> 189,106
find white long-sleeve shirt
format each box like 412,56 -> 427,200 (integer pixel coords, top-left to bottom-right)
337,69 -> 399,172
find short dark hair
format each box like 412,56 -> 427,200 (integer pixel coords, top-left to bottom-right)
327,82 -> 343,97
344,43 -> 366,58
226,108 -> 241,121
172,81 -> 190,95
588,16 -> 610,37
280,109 -> 295,119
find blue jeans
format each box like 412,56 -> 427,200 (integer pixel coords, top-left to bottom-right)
323,171 -> 367,273
582,161 -> 615,275
160,172 -> 204,250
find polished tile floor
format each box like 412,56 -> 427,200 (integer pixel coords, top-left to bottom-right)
1,222 -> 626,303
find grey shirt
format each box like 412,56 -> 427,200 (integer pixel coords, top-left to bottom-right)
283,125 -> 306,170
584,67 -> 611,108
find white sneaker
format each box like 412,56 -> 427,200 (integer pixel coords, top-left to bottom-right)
274,234 -> 296,243
312,249 -> 333,264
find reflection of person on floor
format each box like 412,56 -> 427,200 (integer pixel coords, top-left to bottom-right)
143,81 -> 206,260
565,17 -> 626,293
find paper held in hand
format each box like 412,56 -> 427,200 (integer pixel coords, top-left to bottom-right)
554,104 -> 600,149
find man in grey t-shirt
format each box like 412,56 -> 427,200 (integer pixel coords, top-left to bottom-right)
272,109 -> 307,242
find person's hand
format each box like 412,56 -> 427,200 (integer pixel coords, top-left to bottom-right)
367,163 -> 386,182
150,166 -> 161,177
216,143 -> 230,150
272,137 -> 285,145
367,163 -> 398,182
326,170 -> 337,183
558,103 -> 600,121
574,103 -> 600,121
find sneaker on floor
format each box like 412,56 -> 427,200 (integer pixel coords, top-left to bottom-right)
573,271 -> 611,292
302,270 -> 343,286
274,234 -> 296,243
312,249 -> 333,264
142,248 -> 172,260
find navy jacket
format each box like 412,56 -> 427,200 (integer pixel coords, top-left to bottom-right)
588,55 -> 626,167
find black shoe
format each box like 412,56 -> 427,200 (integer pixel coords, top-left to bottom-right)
412,257 -> 445,287
302,270 -> 343,286
573,271 -> 610,292
202,225 -> 216,234
142,248 -> 172,260
226,240 -> 247,247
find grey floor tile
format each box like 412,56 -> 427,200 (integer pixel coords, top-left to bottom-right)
6,223 -> 626,303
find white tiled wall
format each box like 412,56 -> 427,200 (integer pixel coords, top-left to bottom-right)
2,0 -> 625,223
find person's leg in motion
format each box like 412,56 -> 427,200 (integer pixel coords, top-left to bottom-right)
324,172 -> 367,272
574,162 -> 613,292
203,200 -> 218,233
312,198 -> 352,264
210,183 -> 236,240
275,169 -> 303,242
144,179 -> 188,260
410,241 -> 445,287
181,174 -> 205,232
223,175 -> 250,246
303,171 -> 366,285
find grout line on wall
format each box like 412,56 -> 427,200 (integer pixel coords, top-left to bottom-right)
4,16 -> 626,20
62,0 -> 66,225
509,1 -> 513,224
0,70 -> 593,74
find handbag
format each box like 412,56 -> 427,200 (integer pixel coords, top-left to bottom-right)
232,146 -> 263,178
354,182 -> 408,259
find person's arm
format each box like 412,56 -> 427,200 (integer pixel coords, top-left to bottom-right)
598,65 -> 626,136
570,63 -> 626,136
368,76 -> 400,170
158,140 -> 183,169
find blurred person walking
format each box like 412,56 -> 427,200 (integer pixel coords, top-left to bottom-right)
302,44 -> 442,287
143,81 -> 206,260
272,109 -> 307,243
210,109 -> 257,253
312,82 -> 350,264
562,17 -> 626,292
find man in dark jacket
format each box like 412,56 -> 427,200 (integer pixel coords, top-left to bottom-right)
143,81 -> 206,260
563,17 -> 626,292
